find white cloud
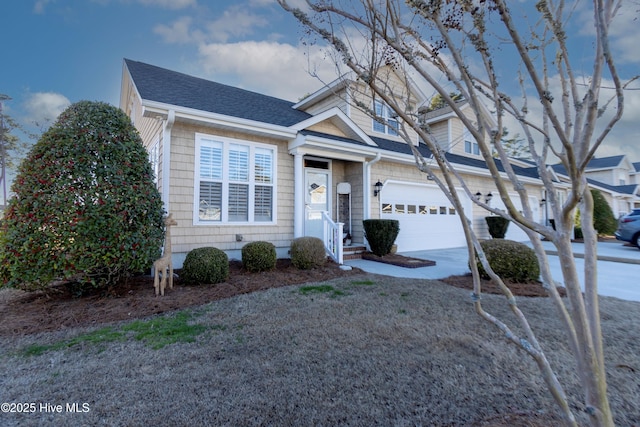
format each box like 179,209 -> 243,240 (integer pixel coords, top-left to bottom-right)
137,0 -> 196,9
154,16 -> 198,44
33,0 -> 53,14
23,92 -> 71,126
205,6 -> 269,43
198,40 -> 336,101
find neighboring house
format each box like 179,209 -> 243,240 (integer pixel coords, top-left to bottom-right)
551,155 -> 640,217
119,59 -> 564,267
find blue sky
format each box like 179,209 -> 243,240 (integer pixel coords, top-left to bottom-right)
1,0 -> 639,166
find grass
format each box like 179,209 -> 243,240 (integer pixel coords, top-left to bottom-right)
21,327 -> 125,356
121,311 -> 208,350
19,310 -> 210,355
298,284 -> 346,298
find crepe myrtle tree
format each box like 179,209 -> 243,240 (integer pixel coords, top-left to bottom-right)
0,101 -> 165,291
279,1 -> 638,426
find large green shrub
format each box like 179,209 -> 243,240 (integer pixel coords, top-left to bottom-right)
290,237 -> 326,269
475,239 -> 540,282
181,247 -> 229,284
0,101 -> 164,291
242,241 -> 277,272
485,216 -> 510,239
591,189 -> 617,235
363,219 -> 399,256
573,190 -> 617,237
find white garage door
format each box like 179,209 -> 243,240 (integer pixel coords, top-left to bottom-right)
380,182 -> 472,252
490,194 -> 540,242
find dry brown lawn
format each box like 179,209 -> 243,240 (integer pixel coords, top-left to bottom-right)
0,262 -> 638,426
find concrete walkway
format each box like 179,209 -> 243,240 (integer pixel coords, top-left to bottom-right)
345,240 -> 640,302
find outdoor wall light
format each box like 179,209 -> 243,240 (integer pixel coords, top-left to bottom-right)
374,180 -> 383,197
485,192 -> 493,204
540,198 -> 546,207
475,191 -> 482,201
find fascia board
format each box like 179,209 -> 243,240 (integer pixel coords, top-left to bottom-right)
140,100 -> 297,139
292,77 -> 350,110
291,107 -> 377,146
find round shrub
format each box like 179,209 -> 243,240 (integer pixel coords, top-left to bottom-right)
242,241 -> 277,272
181,247 -> 229,284
591,189 -> 617,235
0,101 -> 164,291
291,237 -> 326,270
485,216 -> 510,239
475,239 -> 540,282
363,219 -> 400,256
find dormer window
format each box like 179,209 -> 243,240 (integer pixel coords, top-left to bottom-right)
373,100 -> 399,136
464,129 -> 479,155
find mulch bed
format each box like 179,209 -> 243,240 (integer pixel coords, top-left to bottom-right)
361,252 -> 436,268
0,256 -> 560,337
441,273 -> 567,298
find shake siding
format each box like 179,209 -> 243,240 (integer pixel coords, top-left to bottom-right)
585,169 -> 615,185
448,120 -> 467,156
301,89 -> 348,116
307,121 -> 347,137
426,121 -> 450,151
166,123 -> 294,255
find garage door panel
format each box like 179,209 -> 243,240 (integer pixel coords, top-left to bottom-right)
381,183 -> 470,252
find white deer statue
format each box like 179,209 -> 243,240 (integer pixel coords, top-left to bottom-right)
154,213 -> 178,296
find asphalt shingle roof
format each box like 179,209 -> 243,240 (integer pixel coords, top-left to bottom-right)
125,59 -> 312,127
585,155 -> 625,169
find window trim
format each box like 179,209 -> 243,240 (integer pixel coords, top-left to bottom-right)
194,133 -> 277,226
372,100 -> 399,136
463,129 -> 480,155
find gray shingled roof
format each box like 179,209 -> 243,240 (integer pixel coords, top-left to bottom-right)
125,59 -> 537,182
585,155 -> 625,169
125,59 -> 312,127
634,162 -> 640,172
551,164 -> 638,195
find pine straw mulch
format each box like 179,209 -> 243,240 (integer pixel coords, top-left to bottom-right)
0,256 -> 559,337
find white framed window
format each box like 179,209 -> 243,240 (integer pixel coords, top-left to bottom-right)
463,129 -> 479,155
149,139 -> 160,184
373,100 -> 399,136
195,134 -> 276,224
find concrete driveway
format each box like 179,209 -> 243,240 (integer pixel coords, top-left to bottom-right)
345,240 -> 640,302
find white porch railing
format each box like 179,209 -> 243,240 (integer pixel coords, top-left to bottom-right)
322,211 -> 344,264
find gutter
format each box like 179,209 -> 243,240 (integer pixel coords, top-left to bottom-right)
162,110 -> 175,213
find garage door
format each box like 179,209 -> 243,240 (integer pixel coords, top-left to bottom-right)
380,181 -> 472,252
490,194 -> 540,242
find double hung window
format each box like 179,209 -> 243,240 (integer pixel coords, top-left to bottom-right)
195,134 -> 276,224
373,100 -> 399,136
463,129 -> 480,155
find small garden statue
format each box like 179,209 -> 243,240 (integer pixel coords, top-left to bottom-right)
154,213 -> 178,296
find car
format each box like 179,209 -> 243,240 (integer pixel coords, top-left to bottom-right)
615,208 -> 640,249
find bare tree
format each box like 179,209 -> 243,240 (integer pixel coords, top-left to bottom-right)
279,1 -> 638,425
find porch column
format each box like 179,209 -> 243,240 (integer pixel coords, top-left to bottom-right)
293,150 -> 304,238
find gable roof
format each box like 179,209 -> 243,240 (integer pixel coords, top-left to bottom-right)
585,155 -> 625,169
551,164 -> 638,196
124,59 -> 312,127
633,162 -> 640,173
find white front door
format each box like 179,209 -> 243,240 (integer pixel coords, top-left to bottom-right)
304,169 -> 330,239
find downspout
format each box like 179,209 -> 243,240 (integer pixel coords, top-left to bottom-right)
363,152 -> 382,220
162,110 -> 175,214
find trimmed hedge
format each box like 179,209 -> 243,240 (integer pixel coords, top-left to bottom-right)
291,237 -> 326,269
485,216 -> 510,239
475,239 -> 540,282
182,247 -> 229,284
363,219 -> 400,256
242,241 -> 277,272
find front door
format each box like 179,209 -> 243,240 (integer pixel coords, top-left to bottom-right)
304,169 -> 330,239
